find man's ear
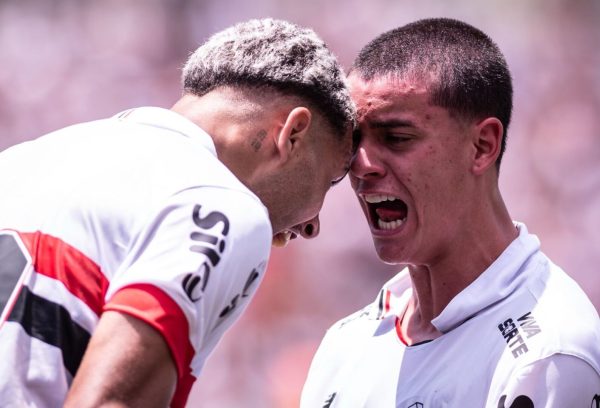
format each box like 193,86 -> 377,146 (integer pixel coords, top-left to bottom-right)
276,107 -> 312,162
471,117 -> 503,175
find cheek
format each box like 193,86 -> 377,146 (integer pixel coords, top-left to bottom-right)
303,180 -> 329,214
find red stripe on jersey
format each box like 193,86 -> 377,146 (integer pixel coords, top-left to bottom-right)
171,372 -> 196,408
395,316 -> 409,346
19,231 -> 109,316
384,290 -> 391,314
104,284 -> 196,408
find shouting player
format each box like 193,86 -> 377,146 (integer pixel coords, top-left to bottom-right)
301,18 -> 600,407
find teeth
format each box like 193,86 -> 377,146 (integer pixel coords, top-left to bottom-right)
364,194 -> 406,230
365,194 -> 399,203
378,218 -> 404,230
272,231 -> 292,247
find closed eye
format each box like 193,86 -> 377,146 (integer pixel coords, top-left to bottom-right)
382,133 -> 415,148
369,119 -> 417,146
331,165 -> 350,186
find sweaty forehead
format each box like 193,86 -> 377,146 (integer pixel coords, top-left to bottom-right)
348,74 -> 430,122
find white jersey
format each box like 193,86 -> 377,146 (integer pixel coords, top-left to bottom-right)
0,107 -> 272,408
302,223 -> 600,407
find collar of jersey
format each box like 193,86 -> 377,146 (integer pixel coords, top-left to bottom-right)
370,222 -> 541,333
431,222 -> 541,333
113,107 -> 217,156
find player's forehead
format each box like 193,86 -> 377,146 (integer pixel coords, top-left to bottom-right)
348,73 -> 431,123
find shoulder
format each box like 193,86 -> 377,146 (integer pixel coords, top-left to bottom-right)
183,186 -> 271,233
532,257 -> 600,369
491,253 -> 600,382
491,353 -> 600,407
320,272 -> 412,350
150,186 -> 271,264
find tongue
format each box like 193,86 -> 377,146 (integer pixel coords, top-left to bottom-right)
375,201 -> 407,222
376,208 -> 405,222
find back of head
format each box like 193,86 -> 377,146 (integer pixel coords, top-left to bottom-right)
182,18 -> 355,136
352,18 -> 513,167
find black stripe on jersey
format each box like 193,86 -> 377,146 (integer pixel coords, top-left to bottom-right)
8,286 -> 91,377
0,232 -> 29,314
376,289 -> 384,319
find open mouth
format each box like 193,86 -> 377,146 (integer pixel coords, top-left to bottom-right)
364,194 -> 408,231
272,230 -> 298,247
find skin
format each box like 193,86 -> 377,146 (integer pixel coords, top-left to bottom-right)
64,86 -> 352,406
348,73 -> 518,344
172,87 -> 353,243
65,312 -> 176,408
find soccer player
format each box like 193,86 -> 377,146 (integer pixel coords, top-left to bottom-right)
0,19 -> 355,407
301,18 -> 600,407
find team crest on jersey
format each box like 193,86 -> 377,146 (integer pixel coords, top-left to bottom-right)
396,397 -> 425,407
183,204 -> 230,302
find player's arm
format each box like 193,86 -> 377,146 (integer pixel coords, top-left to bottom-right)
64,310 -> 177,408
496,353 -> 600,407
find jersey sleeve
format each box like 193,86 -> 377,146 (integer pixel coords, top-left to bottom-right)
493,353 -> 600,407
301,327 -> 339,407
102,186 -> 272,404
301,314 -> 369,408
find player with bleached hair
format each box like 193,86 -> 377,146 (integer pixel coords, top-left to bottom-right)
0,18 -> 355,407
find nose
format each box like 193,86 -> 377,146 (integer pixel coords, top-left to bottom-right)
295,215 -> 320,239
350,143 -> 385,180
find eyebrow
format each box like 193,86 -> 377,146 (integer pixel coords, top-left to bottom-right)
369,118 -> 416,129
351,128 -> 361,156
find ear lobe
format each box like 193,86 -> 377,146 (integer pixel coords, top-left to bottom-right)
472,117 -> 503,175
276,107 -> 312,161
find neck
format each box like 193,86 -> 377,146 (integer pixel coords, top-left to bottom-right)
171,92 -> 268,186
171,91 -> 295,233
402,188 -> 517,344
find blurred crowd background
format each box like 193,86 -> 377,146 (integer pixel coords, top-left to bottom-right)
1,0 -> 599,406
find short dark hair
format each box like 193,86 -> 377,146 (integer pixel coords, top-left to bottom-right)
351,18 -> 513,167
182,18 -> 355,137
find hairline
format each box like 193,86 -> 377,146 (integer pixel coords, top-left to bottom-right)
183,83 -> 348,138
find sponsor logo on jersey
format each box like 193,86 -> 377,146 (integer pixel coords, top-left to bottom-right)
497,311 -> 541,358
183,204 -> 230,302
218,264 -> 261,319
592,394 -> 600,408
213,260 -> 266,329
182,267 -> 208,302
498,394 -> 534,408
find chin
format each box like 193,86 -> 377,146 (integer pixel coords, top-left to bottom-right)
374,242 -> 406,265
